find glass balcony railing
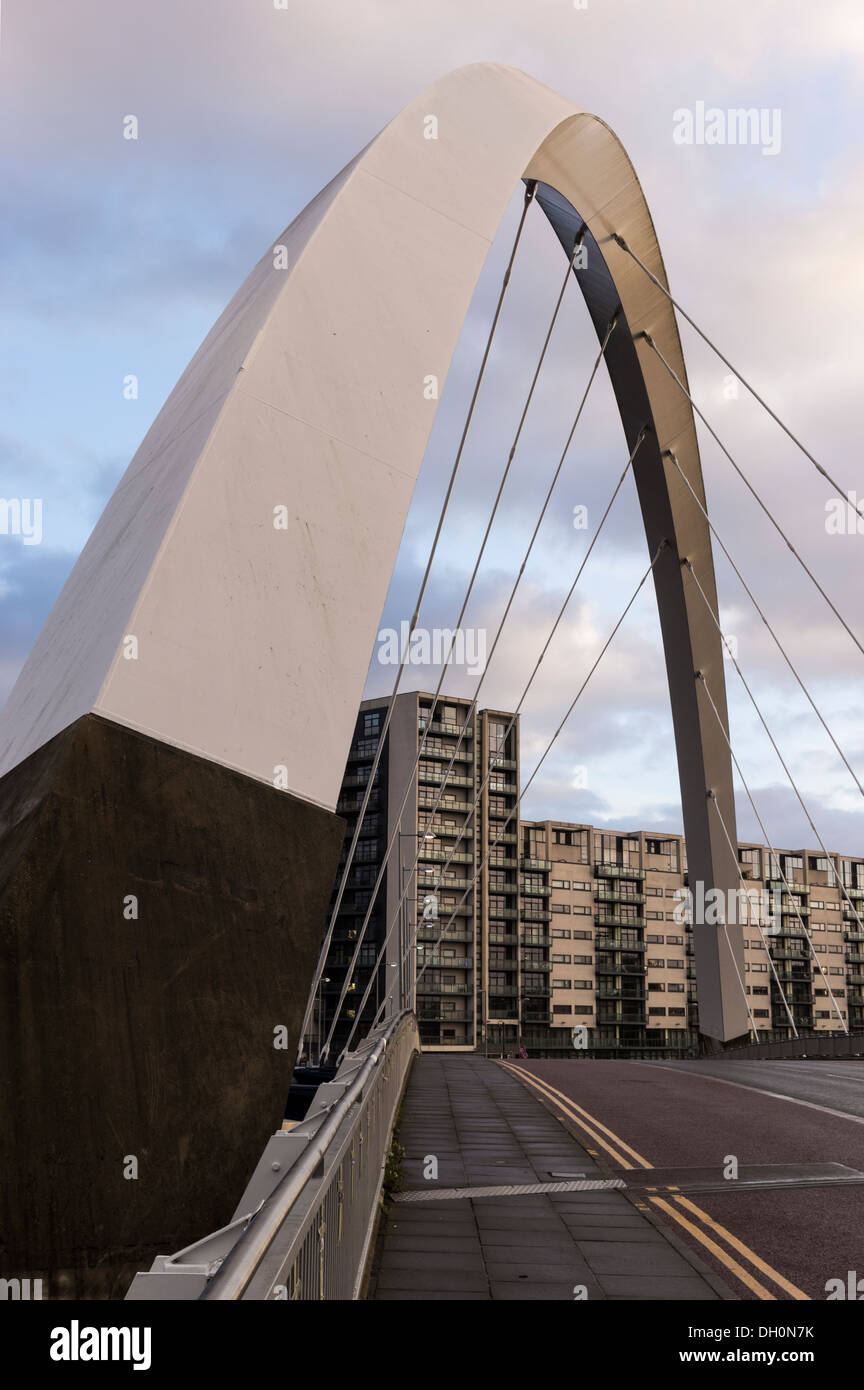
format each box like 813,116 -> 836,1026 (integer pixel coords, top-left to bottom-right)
595,863 -> 646,881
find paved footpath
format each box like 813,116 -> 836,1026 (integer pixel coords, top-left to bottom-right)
368,1054 -> 725,1300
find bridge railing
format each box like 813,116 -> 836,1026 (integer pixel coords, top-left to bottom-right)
126,1010 -> 419,1301
714,1030 -> 864,1061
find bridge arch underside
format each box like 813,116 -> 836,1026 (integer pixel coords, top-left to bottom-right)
528,175 -> 748,1045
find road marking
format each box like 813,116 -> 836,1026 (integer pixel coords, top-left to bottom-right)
672,1195 -> 809,1301
650,1197 -> 776,1301
501,1063 -> 652,1167
499,1063 -> 638,1167
641,1061 -> 864,1126
502,1061 -> 812,1301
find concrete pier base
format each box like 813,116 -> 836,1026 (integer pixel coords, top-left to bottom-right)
0,715 -> 343,1298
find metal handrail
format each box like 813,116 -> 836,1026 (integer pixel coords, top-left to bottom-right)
202,1010 -> 417,1300
198,1011 -> 422,1289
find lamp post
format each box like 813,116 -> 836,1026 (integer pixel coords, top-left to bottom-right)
316,976 -> 330,1065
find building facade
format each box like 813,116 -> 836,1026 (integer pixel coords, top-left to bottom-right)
316,692 -> 862,1058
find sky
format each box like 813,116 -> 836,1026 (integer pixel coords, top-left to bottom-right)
2,0 -> 864,852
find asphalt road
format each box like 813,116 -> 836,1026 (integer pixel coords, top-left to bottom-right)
503,1057 -> 864,1300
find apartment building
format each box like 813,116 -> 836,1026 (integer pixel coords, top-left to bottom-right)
316,691 -> 864,1058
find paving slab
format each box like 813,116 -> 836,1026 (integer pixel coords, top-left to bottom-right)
368,1054 -> 720,1302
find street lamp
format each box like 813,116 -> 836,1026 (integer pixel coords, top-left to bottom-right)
316,977 -> 330,1066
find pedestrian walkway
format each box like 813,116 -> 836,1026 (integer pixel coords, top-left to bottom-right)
368,1054 -> 723,1300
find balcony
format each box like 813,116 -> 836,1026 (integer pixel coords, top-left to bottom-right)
488,984 -> 518,997
595,961 -> 646,976
418,769 -> 474,789
595,863 -> 646,881
419,873 -> 473,891
521,857 -> 552,872
520,933 -> 552,947
520,909 -> 552,924
520,985 -> 552,997
597,988 -> 647,1001
422,742 -> 473,764
595,886 -> 646,904
341,772 -> 379,790
488,757 -> 518,772
417,927 -> 473,944
594,935 -> 647,952
420,848 -> 473,865
417,791 -> 473,812
419,718 -> 473,739
417,1008 -> 469,1021
416,982 -> 473,995
765,880 -> 809,895
847,952 -> 864,965
520,958 -> 552,972
595,913 -> 646,929
427,902 -> 473,919
489,931 -> 518,945
844,931 -> 864,943
520,882 -> 552,897
488,907 -> 518,921
416,954 -> 472,969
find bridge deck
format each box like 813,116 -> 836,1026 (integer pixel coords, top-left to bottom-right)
367,1054 -> 723,1300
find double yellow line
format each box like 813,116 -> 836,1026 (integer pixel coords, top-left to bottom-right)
499,1061 -> 809,1302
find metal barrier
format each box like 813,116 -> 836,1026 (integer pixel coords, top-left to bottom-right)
126,1010 -> 419,1301
714,1030 -> 864,1061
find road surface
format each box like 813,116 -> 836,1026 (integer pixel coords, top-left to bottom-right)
500,1057 -> 864,1300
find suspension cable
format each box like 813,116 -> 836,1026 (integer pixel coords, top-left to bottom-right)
367,315 -> 619,1004
705,790 -> 793,1039
363,537 -> 663,1045
612,232 -> 864,522
297,182 -> 538,1057
644,333 -> 864,661
698,671 -> 848,1034
664,448 -> 864,800
321,222 -> 587,1058
683,557 -> 864,940
367,426 -> 650,1029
